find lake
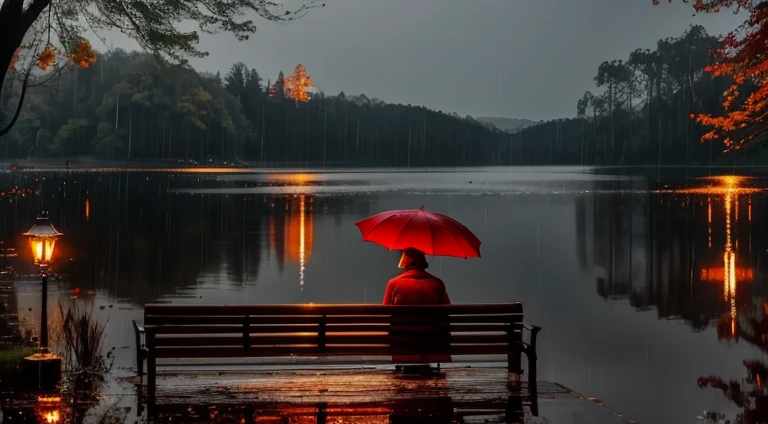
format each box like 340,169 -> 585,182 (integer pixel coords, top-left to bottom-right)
0,166 -> 765,424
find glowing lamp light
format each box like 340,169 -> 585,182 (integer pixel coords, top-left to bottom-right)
44,410 -> 60,424
23,213 -> 63,267
36,396 -> 61,423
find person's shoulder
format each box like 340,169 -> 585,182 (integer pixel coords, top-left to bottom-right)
387,275 -> 402,285
432,273 -> 447,286
424,271 -> 444,283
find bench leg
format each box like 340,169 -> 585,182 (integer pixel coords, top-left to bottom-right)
147,353 -> 156,400
505,395 -> 524,423
135,381 -> 144,418
526,350 -> 539,417
507,351 -> 522,374
529,384 -> 540,418
245,405 -> 255,424
316,402 -> 327,424
137,348 -> 145,378
527,352 -> 537,384
146,355 -> 157,422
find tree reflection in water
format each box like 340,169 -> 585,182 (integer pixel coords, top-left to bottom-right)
0,171 -> 374,423
691,177 -> 768,424
578,175 -> 768,423
0,171 -> 369,306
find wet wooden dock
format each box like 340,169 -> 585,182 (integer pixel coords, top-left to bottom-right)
139,365 -> 570,423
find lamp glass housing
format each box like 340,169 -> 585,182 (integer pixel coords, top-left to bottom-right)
28,237 -> 56,266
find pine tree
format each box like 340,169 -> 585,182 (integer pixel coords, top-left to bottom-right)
270,71 -> 285,100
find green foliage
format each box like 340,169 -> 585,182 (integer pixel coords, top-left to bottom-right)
506,24 -> 740,166
0,346 -> 34,364
1,49 -> 506,166
52,118 -> 89,154
3,24 -> 750,167
59,302 -> 110,375
0,0 -> 323,138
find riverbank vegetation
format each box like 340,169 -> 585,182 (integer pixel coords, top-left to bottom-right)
0,25 -> 761,167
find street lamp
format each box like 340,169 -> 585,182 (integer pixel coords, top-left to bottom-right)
23,211 -> 62,353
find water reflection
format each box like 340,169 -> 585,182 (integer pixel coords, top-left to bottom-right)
147,396 -> 518,424
268,194 -> 315,289
578,176 -> 767,326
10,169 -> 762,423
0,172 -> 364,306
35,396 -> 61,424
579,175 -> 768,422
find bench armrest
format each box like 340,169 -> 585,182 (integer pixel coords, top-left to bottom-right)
133,320 -> 147,377
521,322 -> 541,356
521,322 -> 541,385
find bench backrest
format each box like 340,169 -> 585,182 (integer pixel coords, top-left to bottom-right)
143,303 -> 523,360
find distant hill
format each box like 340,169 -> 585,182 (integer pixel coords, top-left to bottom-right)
476,117 -> 536,132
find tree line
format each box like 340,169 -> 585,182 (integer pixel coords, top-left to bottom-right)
0,24 -> 760,166
0,50 -> 505,167
508,24 -> 747,166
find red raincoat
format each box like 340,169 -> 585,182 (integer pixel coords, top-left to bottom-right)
382,269 -> 451,305
383,249 -> 452,364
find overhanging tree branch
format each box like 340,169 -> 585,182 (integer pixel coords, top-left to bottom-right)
0,70 -> 31,137
21,0 -> 52,34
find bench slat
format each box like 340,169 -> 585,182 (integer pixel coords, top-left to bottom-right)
153,344 -> 513,358
140,302 -> 537,398
145,314 -> 523,327
144,303 -> 522,316
152,333 -> 512,347
145,323 -> 513,335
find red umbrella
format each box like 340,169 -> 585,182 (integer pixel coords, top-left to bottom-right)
354,206 -> 481,258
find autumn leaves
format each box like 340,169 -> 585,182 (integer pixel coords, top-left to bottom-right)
654,0 -> 768,150
285,64 -> 314,103
8,39 -> 97,73
268,64 -> 315,103
690,5 -> 768,150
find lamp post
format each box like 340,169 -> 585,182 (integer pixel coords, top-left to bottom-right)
21,211 -> 63,389
23,211 -> 63,353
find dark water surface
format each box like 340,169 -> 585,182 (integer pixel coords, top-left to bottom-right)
1,166 -> 766,423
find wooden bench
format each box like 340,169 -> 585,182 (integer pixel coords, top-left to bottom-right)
133,302 -> 541,396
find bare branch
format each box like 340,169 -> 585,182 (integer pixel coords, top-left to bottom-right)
0,70 -> 30,137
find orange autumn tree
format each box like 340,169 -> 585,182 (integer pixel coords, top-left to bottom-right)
285,64 -> 314,102
0,0 -> 323,138
19,39 -> 97,72
2,38 -> 98,136
655,0 -> 768,150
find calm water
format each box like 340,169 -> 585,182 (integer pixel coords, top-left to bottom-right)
1,166 -> 766,423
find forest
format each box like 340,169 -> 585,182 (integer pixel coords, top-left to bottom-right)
0,24 -> 755,167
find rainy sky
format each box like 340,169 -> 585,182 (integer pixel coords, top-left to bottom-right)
98,0 -> 746,121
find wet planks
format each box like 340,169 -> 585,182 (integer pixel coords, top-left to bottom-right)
150,366 -> 559,404
144,366 -> 568,423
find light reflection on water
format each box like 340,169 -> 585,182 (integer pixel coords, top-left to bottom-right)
1,169 -> 768,423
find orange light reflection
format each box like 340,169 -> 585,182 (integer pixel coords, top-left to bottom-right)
708,197 -> 712,249
267,173 -> 317,185
268,195 -> 315,290
700,267 -> 753,283
84,193 -> 90,222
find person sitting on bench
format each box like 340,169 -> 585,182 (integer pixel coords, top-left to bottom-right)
383,248 -> 451,372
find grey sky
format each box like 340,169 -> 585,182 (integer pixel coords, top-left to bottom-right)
103,0 -> 746,121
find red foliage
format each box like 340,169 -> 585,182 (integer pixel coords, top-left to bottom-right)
656,0 -> 768,150
8,47 -> 20,72
69,39 -> 96,68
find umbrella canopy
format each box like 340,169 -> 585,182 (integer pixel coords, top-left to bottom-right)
354,206 -> 481,258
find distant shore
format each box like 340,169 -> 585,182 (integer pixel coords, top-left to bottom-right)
4,158 -> 768,177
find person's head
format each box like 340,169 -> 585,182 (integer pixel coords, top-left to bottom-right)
398,248 -> 429,270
